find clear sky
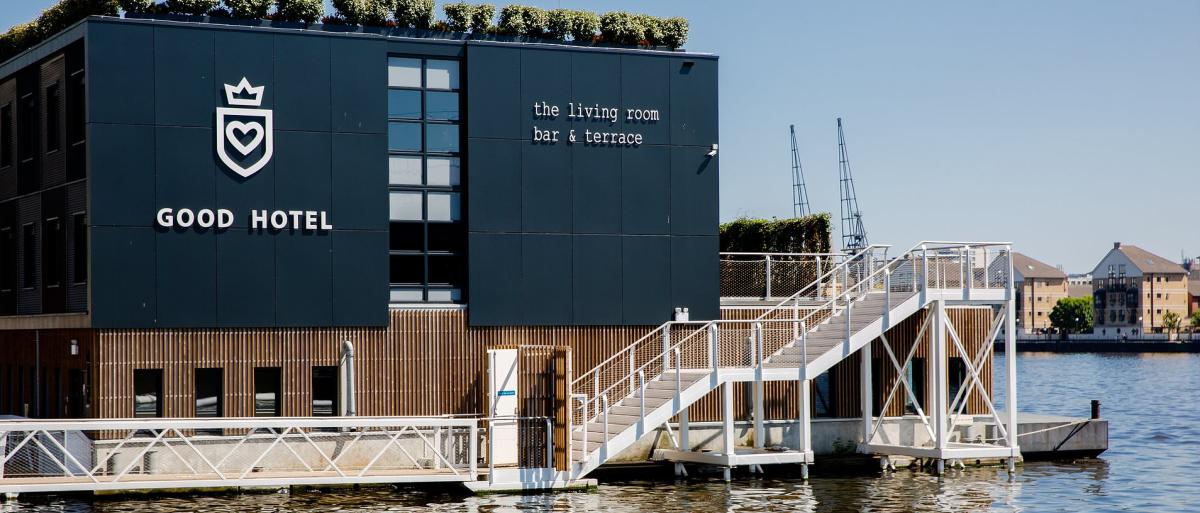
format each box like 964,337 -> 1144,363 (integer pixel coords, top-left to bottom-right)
4,1 -> 1197,272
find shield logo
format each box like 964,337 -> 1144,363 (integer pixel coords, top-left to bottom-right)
217,77 -> 273,178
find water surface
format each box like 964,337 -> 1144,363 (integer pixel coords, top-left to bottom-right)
4,353 -> 1197,512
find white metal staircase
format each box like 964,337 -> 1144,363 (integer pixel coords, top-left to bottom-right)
566,242 -> 1018,480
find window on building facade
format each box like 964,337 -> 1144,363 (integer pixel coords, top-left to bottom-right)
311,366 -> 338,417
72,213 -> 85,284
387,57 -> 464,303
17,93 -> 34,163
0,227 -> 12,292
45,83 -> 60,153
253,367 -> 281,417
68,70 -> 84,146
133,369 -> 163,418
195,367 -> 223,435
43,216 -> 62,287
21,223 -> 35,289
0,102 -> 11,167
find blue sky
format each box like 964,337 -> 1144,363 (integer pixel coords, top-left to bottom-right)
5,1 -> 1198,272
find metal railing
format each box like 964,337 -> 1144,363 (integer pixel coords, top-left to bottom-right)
568,242 -> 1014,463
0,416 -> 479,493
720,252 -> 849,300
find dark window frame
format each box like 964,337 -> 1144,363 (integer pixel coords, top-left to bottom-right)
21,222 -> 35,290
0,102 -> 12,168
42,216 -> 62,288
133,368 -> 164,418
45,82 -> 61,154
253,367 -> 282,417
71,212 -> 86,285
386,56 -> 464,303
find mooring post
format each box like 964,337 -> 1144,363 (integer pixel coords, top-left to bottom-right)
1005,245 -> 1020,472
800,377 -> 812,479
860,340 -> 873,446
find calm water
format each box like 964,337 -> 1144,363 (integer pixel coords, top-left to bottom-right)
4,353 -> 1198,512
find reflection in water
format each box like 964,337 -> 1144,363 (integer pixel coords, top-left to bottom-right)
2,354 -> 1197,512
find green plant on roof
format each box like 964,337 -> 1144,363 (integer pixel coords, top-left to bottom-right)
224,0 -> 272,19
275,0 -> 325,23
394,0 -> 435,29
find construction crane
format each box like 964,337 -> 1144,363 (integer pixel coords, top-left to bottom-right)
837,117 -> 868,251
790,124 -> 811,218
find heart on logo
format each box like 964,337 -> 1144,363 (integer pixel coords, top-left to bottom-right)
225,120 -> 265,156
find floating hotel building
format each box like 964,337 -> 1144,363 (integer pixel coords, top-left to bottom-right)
0,14 -> 719,421
0,14 -> 1085,495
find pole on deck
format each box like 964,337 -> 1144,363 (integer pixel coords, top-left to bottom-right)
1005,245 -> 1020,472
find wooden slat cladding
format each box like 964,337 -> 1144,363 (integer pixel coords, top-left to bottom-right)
91,310 -> 651,421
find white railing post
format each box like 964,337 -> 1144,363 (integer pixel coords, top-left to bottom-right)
662,327 -> 671,373
753,322 -> 765,450
602,395 -> 610,459
816,256 -> 823,300
963,245 -> 972,300
546,418 -> 554,469
469,422 -> 478,480
792,297 -> 800,340
765,255 -> 773,300
920,245 -> 929,304
638,370 -> 646,427
801,321 -> 808,380
627,347 -> 636,392
884,269 -> 892,330
709,324 -> 718,372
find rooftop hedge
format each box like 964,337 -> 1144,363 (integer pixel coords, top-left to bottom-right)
720,214 -> 833,255
1,0 -> 690,64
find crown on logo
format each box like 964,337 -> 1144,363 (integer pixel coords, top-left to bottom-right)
224,77 -> 264,107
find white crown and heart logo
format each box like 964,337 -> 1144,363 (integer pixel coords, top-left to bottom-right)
216,77 -> 273,178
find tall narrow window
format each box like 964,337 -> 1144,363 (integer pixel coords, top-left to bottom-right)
71,213 -> 85,284
21,223 -> 35,289
67,71 -> 84,145
947,358 -> 967,408
904,358 -> 927,415
311,366 -> 339,417
17,93 -> 34,163
43,217 -> 62,287
133,369 -> 163,418
0,226 -> 12,291
45,83 -> 60,153
253,367 -> 281,417
813,371 -> 833,418
0,103 -> 11,167
195,368 -> 223,435
387,57 -> 464,304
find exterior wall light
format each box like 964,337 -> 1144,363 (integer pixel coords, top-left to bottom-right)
70,339 -> 79,356
706,144 -> 718,157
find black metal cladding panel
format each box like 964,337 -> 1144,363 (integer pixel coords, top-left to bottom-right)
671,235 -> 719,321
465,233 -> 522,326
85,20 -> 389,328
91,226 -> 156,326
572,234 -> 622,324
621,235 -> 671,326
215,228 -> 275,326
520,234 -> 572,325
332,230 -> 387,326
465,43 -> 719,326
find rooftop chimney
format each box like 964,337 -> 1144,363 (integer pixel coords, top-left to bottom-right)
1113,242 -> 1121,249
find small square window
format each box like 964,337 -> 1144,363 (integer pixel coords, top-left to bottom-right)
425,91 -> 459,121
388,89 -> 422,119
389,287 -> 423,302
426,192 -> 460,222
389,254 -> 424,284
427,222 -> 464,252
425,60 -> 459,90
389,222 -> 423,251
428,254 -> 464,285
425,124 -> 459,153
389,155 -> 422,185
389,191 -> 423,221
388,57 -> 422,87
426,157 -> 460,187
388,122 -> 422,152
